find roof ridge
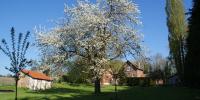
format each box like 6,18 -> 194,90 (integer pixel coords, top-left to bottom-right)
126,60 -> 143,71
21,69 -> 52,81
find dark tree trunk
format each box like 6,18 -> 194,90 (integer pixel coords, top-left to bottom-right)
94,77 -> 101,94
178,39 -> 185,84
180,39 -> 185,76
115,79 -> 117,92
15,78 -> 18,100
114,74 -> 118,100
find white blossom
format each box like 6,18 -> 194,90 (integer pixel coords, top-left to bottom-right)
36,0 -> 143,78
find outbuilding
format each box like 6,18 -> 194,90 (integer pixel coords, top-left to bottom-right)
18,69 -> 52,90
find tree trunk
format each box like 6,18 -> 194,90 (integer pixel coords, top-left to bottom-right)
178,39 -> 185,84
180,39 -> 185,75
115,79 -> 117,92
15,78 -> 18,100
114,74 -> 118,100
94,77 -> 101,94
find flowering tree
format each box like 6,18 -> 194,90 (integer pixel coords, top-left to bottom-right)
36,0 -> 143,94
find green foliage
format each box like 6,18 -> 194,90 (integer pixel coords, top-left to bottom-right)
149,54 -> 174,81
164,60 -> 173,78
117,66 -> 127,85
64,58 -> 92,84
165,0 -> 187,81
149,69 -> 164,80
109,60 -> 124,74
126,77 -> 150,87
185,0 -> 200,87
109,60 -> 124,85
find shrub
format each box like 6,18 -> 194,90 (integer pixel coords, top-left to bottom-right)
126,77 -> 150,86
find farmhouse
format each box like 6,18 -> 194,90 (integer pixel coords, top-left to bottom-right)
124,61 -> 145,78
18,69 -> 52,90
101,60 -> 145,85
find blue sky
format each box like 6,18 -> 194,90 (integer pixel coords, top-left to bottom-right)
0,0 -> 192,75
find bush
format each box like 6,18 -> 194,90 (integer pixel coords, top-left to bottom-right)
58,74 -> 92,84
59,58 -> 93,84
126,77 -> 150,86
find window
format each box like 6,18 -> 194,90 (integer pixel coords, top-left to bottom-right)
127,66 -> 132,71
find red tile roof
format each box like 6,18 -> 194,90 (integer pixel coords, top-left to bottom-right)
21,69 -> 52,81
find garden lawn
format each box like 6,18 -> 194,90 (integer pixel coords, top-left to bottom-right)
0,83 -> 200,100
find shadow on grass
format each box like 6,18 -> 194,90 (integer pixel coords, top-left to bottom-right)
20,92 -> 116,100
20,86 -> 200,100
0,90 -> 14,92
26,87 -> 91,95
26,83 -> 95,95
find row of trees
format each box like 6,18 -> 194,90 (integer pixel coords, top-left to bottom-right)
166,0 -> 200,87
59,53 -> 175,86
184,0 -> 200,87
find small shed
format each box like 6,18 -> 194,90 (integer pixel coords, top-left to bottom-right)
18,69 -> 53,90
168,74 -> 180,86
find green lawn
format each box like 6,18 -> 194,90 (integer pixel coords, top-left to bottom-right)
0,83 -> 200,100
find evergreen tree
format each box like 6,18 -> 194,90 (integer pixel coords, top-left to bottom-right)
165,0 -> 187,82
185,0 -> 200,87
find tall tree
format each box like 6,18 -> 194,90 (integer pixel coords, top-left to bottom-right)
0,27 -> 30,100
36,0 -> 143,94
165,0 -> 187,81
150,54 -> 167,74
185,0 -> 200,87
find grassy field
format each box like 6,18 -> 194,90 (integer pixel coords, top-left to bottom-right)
0,83 -> 200,100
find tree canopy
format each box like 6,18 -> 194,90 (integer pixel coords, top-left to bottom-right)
165,0 -> 187,81
185,0 -> 200,87
36,0 -> 143,94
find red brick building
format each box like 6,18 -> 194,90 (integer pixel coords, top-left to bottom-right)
101,61 -> 145,85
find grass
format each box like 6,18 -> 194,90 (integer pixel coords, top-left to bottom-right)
0,83 -> 200,100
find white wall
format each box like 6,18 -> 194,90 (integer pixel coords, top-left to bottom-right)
28,77 -> 52,90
